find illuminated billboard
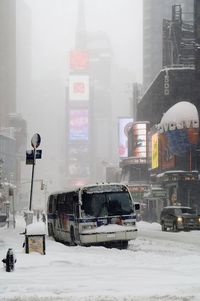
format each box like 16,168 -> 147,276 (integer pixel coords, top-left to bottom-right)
151,133 -> 159,169
132,123 -> 147,158
118,118 -> 133,158
70,50 -> 89,70
69,109 -> 88,141
69,75 -> 89,101
159,133 -> 175,170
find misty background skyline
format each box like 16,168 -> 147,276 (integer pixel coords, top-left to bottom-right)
27,0 -> 143,81
16,0 -> 143,194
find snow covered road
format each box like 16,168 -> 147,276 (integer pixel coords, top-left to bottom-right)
138,221 -> 200,247
0,217 -> 200,301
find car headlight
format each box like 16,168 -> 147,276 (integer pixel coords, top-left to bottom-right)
177,216 -> 183,223
198,217 -> 200,223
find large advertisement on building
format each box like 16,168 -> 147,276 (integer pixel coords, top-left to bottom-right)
118,118 -> 133,158
158,102 -> 199,156
69,75 -> 89,101
132,123 -> 147,158
70,50 -> 89,71
151,133 -> 159,169
159,133 -> 175,170
69,109 -> 88,141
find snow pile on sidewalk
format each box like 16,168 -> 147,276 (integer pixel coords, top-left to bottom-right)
0,215 -> 200,301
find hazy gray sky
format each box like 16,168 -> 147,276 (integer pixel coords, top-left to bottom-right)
24,0 -> 143,82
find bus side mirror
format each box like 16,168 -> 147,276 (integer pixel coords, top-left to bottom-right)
135,203 -> 140,211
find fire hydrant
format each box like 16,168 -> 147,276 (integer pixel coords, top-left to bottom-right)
2,248 -> 17,272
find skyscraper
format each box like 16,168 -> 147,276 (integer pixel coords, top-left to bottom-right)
66,0 -> 113,186
0,0 -> 16,127
0,1 -> 28,193
143,0 -> 194,91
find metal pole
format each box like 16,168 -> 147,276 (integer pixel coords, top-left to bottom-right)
29,148 -> 36,211
12,193 -> 15,228
6,202 -> 10,228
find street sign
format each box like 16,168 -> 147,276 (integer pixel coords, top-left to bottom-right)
31,133 -> 41,149
27,133 -> 42,212
26,150 -> 42,165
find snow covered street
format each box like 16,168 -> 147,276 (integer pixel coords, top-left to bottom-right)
0,216 -> 200,301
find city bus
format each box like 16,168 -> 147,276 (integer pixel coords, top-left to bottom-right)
47,183 -> 139,248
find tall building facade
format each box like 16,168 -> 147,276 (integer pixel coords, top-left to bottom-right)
135,1 -> 200,219
143,0 -> 194,91
0,0 -> 16,127
66,0 -> 113,187
0,1 -> 28,211
16,0 -> 31,116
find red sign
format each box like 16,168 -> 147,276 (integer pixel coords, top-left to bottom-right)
69,75 -> 89,101
73,82 -> 85,94
70,50 -> 89,70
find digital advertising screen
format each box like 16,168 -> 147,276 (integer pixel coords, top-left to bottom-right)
118,118 -> 133,158
70,50 -> 89,71
132,123 -> 147,158
69,109 -> 88,141
69,75 -> 89,101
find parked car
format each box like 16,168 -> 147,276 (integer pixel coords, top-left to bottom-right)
160,206 -> 200,231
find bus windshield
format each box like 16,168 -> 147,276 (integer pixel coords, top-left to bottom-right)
81,191 -> 134,217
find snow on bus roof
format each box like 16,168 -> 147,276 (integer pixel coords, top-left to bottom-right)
82,184 -> 127,194
48,183 -> 128,196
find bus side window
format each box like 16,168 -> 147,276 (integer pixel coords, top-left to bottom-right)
75,204 -> 79,218
64,193 -> 73,214
57,194 -> 64,213
54,195 -> 58,211
73,194 -> 79,218
48,196 -> 53,213
73,194 -> 78,203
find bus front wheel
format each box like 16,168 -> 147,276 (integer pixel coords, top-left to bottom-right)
119,241 -> 128,249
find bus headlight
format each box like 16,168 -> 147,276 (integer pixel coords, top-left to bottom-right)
124,221 -> 135,226
177,217 -> 183,223
82,224 -> 95,231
